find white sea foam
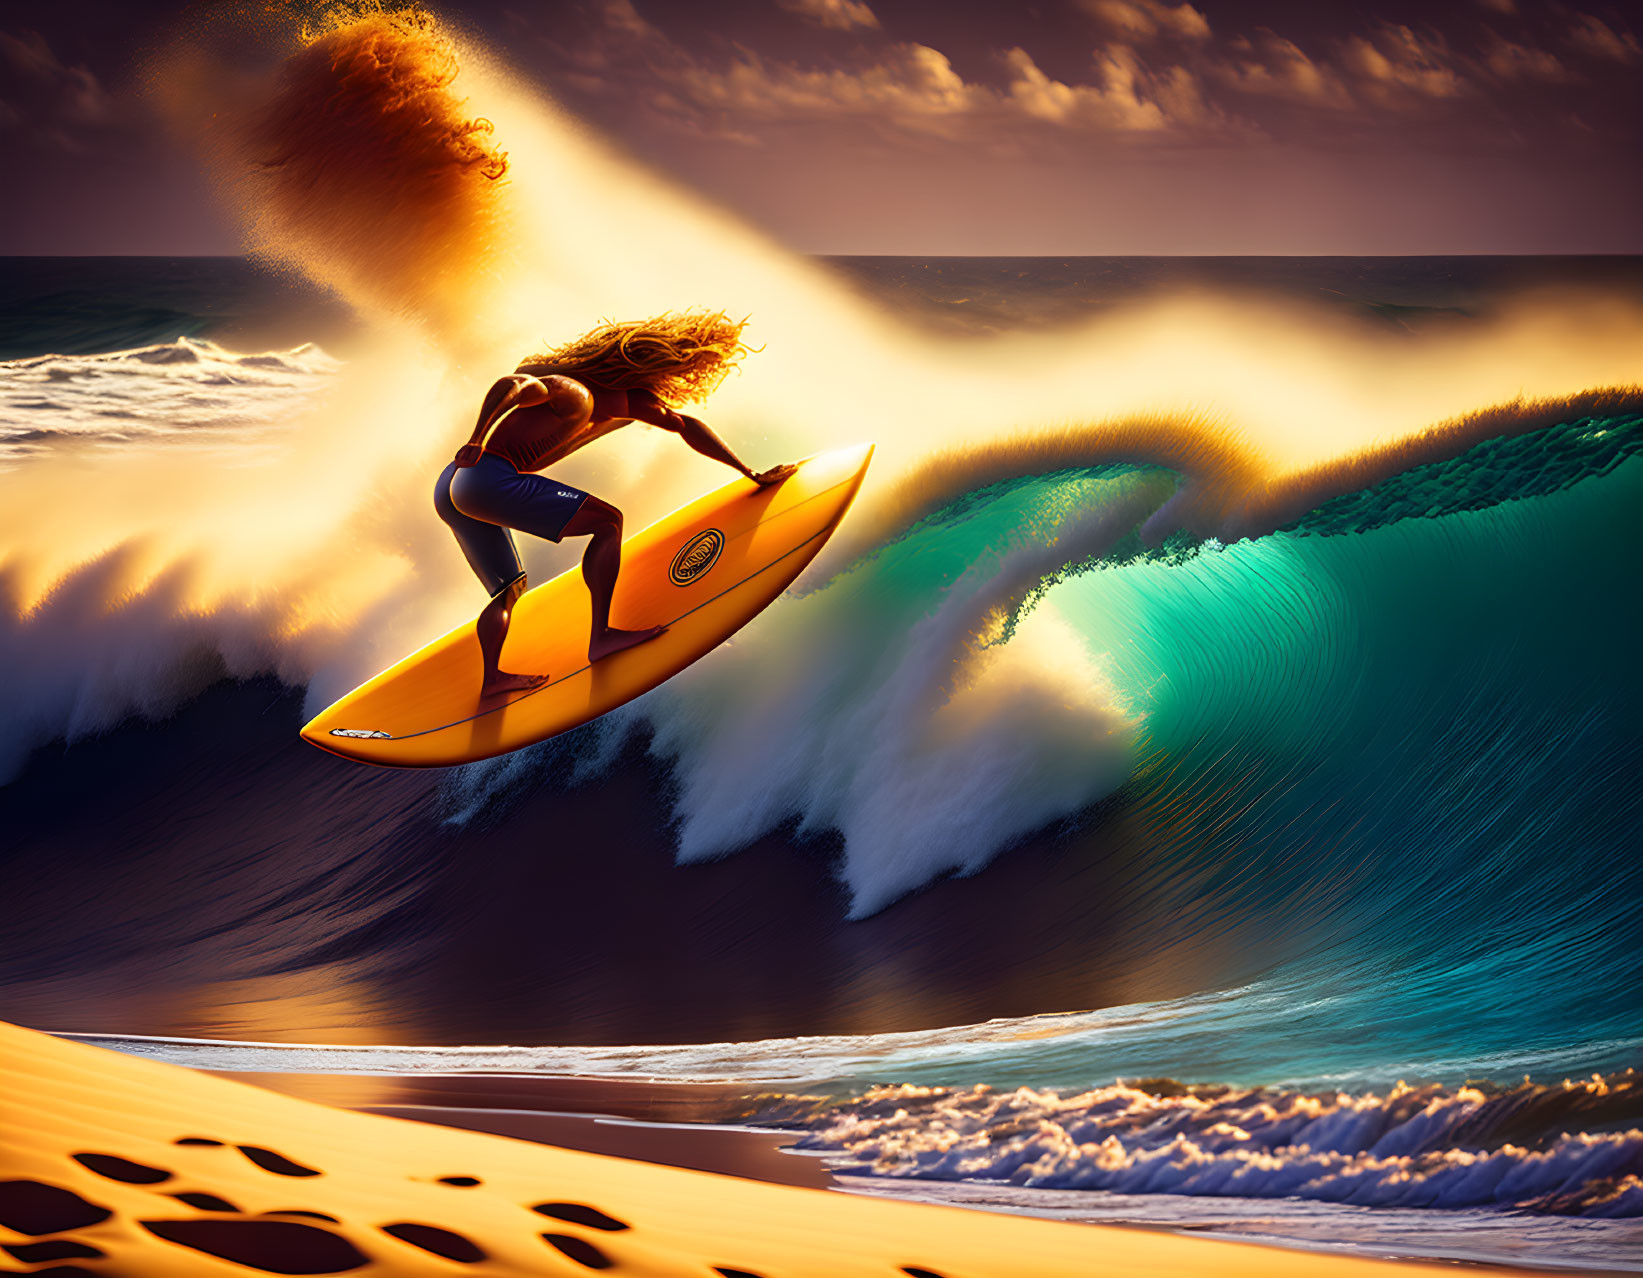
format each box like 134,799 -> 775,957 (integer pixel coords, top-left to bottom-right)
801,1080 -> 1643,1216
59,1000 -> 1201,1085
0,337 -> 338,467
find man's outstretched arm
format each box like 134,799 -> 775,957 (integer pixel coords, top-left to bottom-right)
624,388 -> 796,486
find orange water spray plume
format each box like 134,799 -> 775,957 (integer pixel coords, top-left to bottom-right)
228,3 -> 510,348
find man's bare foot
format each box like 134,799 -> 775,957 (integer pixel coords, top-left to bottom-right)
481,669 -> 552,700
588,624 -> 666,663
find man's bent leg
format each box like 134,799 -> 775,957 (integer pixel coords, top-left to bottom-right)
560,497 -> 665,662
438,462 -> 549,699
476,576 -> 549,698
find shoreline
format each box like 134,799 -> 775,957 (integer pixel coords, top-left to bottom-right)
3,1019 -> 1592,1278
226,1065 -> 1638,1277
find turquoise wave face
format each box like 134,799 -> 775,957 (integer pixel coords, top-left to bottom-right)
646,460 -> 1164,916
835,414 -> 1643,1088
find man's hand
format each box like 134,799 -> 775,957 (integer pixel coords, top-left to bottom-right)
749,463 -> 798,486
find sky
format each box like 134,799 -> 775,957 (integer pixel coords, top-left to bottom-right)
2,0 -> 1640,254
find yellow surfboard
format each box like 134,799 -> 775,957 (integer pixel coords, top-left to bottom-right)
301,442 -> 873,767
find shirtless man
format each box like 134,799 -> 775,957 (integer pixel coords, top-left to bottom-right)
433,314 -> 793,699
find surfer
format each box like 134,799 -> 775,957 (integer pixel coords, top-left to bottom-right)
434,311 -> 796,699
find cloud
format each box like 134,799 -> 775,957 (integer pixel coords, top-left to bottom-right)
0,28 -> 117,149
1340,24 -> 1468,102
673,43 -> 974,133
1215,32 -> 1351,107
1224,25 -> 1462,114
1080,0 -> 1211,43
1566,15 -> 1641,62
1200,14 -> 1624,139
662,38 -> 1236,143
776,0 -> 881,32
1002,46 -> 1168,130
540,1 -> 1636,158
1,30 -> 114,123
1480,33 -> 1568,82
598,0 -> 663,41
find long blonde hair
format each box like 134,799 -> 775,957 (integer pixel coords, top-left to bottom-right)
517,310 -> 752,404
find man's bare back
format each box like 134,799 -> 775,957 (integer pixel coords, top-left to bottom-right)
475,374 -> 794,483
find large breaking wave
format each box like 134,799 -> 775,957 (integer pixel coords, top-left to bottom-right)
445,403 -> 1643,931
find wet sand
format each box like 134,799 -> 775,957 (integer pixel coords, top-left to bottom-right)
230,1061 -> 837,1190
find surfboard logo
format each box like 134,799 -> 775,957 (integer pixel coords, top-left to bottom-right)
331,728 -> 393,739
669,529 -> 724,586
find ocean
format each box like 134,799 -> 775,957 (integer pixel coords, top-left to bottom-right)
3,253 -> 1643,1272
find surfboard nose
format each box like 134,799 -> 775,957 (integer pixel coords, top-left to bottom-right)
802,441 -> 873,498
836,441 -> 873,500
837,441 -> 874,471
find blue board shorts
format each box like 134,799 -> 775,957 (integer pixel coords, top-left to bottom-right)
434,452 -> 591,597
